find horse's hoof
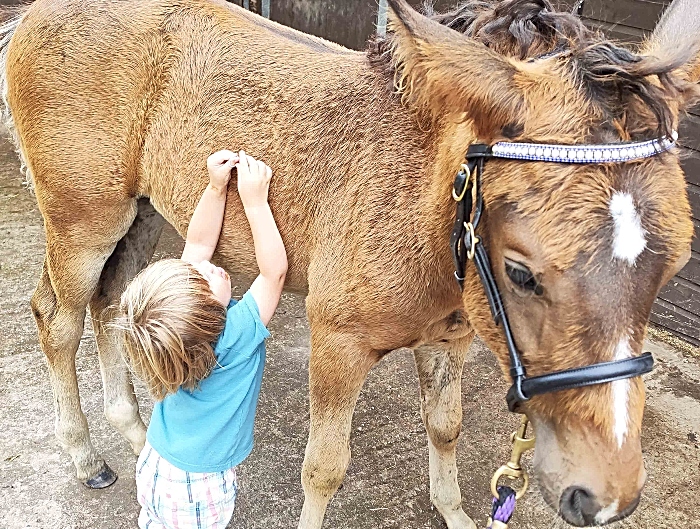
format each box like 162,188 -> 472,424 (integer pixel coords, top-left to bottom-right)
83,462 -> 118,489
442,509 -> 477,529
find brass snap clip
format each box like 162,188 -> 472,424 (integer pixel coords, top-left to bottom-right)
490,415 -> 536,500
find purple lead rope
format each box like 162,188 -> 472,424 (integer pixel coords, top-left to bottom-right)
487,486 -> 517,528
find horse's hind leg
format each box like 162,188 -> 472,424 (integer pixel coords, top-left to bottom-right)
89,198 -> 165,456
32,200 -> 138,488
413,337 -> 477,529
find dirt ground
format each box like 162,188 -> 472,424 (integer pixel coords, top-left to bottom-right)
0,132 -> 699,529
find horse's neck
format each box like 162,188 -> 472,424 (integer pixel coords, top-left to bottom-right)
291,65 -> 460,289
309,66 -> 453,231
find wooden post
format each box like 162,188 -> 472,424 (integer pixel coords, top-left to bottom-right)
377,0 -> 388,37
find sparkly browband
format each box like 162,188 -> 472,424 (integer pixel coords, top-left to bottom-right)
490,131 -> 678,164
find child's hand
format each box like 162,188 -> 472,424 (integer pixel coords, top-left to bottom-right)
207,150 -> 239,192
236,151 -> 272,209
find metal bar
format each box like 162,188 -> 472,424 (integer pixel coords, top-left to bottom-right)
377,0 -> 388,37
261,0 -> 270,18
243,0 -> 250,10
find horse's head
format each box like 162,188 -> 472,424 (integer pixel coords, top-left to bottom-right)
382,0 -> 699,524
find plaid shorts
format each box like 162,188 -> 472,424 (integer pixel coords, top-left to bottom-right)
135,442 -> 239,529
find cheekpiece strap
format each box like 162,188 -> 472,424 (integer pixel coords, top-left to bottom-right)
451,144 -> 492,290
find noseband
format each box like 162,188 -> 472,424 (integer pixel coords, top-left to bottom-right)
450,133 -> 676,412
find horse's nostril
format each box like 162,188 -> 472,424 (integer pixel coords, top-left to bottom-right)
559,486 -> 599,527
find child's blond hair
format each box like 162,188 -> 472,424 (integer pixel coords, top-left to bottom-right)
114,259 -> 227,400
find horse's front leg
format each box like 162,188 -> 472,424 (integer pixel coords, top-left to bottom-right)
414,336 -> 477,529
298,325 -> 378,529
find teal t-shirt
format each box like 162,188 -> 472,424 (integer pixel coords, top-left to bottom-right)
146,291 -> 270,473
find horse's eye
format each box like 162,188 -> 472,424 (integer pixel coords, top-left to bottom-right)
505,260 -> 543,295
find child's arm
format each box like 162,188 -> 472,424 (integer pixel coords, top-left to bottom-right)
181,150 -> 239,265
236,151 -> 288,326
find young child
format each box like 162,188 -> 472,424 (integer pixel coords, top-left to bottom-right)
116,149 -> 288,529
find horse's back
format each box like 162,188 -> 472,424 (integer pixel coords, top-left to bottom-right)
4,0 -> 355,198
6,0 -> 176,200
4,0 -> 370,287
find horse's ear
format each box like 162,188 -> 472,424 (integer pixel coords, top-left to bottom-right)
386,0 -> 525,137
642,0 -> 700,101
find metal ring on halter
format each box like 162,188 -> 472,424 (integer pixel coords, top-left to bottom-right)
464,222 -> 479,260
452,164 -> 471,201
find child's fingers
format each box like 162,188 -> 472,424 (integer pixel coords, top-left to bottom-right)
235,150 -> 250,175
255,159 -> 267,179
208,149 -> 237,167
218,149 -> 237,164
245,155 -> 261,179
236,153 -> 272,186
247,154 -> 260,172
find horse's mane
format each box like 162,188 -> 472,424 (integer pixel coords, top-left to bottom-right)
369,0 -> 699,138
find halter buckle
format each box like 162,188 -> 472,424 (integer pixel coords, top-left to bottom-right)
452,164 -> 471,201
464,222 -> 479,260
490,416 -> 535,500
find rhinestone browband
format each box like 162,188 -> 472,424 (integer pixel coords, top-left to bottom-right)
490,131 -> 678,164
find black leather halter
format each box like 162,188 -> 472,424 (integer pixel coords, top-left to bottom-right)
450,144 -> 655,412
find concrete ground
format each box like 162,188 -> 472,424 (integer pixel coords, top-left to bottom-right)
0,133 -> 699,529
